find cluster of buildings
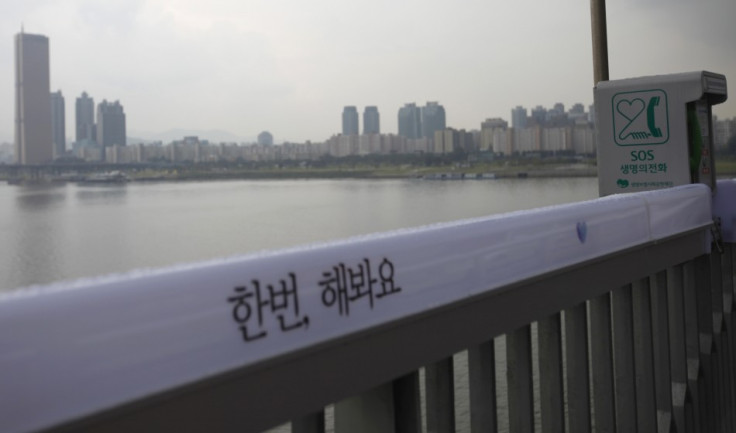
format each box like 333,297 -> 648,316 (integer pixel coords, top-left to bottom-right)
74,93 -> 127,155
11,30 -> 736,166
321,102 -> 596,159
341,106 -> 380,135
14,30 -> 127,165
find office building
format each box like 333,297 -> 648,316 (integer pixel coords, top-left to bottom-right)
76,92 -> 96,145
363,106 -> 380,134
342,106 -> 359,135
97,100 -> 126,151
258,131 -> 274,146
14,31 -> 53,164
50,90 -> 65,158
398,103 -> 421,139
421,102 -> 446,140
511,106 -> 527,129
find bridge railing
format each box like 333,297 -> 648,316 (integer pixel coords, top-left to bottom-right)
1,182 -> 734,433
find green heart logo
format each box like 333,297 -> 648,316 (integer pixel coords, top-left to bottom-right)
616,98 -> 645,122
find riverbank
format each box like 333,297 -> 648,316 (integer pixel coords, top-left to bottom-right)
0,159 -> 600,183
149,162 -> 598,181
6,156 -> 736,184
152,157 -> 736,181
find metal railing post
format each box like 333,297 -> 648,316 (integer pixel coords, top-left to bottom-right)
666,265 -> 691,432
611,285 -> 639,432
425,357 -> 455,433
507,326 -> 534,433
651,271 -> 674,432
709,252 -> 726,432
694,254 -> 716,432
393,372 -> 422,433
683,260 -> 704,432
468,341 -> 497,433
292,411 -> 325,433
564,303 -> 591,433
632,277 -> 657,432
537,313 -> 564,432
590,293 -> 615,432
720,244 -> 736,430
334,384 -> 396,433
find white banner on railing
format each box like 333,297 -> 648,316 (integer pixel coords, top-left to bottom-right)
0,184 -> 712,433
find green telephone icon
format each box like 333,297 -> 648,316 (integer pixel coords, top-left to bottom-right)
617,96 -> 663,140
646,96 -> 662,138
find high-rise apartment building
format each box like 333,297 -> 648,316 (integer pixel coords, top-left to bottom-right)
342,106 -> 359,135
421,102 -> 446,140
530,106 -> 547,126
76,91 -> 96,145
569,103 -> 585,114
363,106 -> 380,134
97,100 -> 126,151
481,118 -> 508,130
567,103 -> 588,123
511,106 -> 527,129
14,31 -> 53,164
50,90 -> 65,158
398,103 -> 421,139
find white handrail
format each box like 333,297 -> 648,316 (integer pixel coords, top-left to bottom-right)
0,184 -> 713,433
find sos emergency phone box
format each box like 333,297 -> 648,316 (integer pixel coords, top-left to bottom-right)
595,71 -> 727,196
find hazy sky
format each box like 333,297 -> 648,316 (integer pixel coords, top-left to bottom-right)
2,0 -> 735,143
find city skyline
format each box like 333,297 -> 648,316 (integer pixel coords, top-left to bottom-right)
1,1 -> 734,144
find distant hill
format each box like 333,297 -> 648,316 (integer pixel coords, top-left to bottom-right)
129,129 -> 255,144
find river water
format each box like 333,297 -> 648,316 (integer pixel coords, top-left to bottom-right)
0,177 -> 597,293
0,177 -> 598,432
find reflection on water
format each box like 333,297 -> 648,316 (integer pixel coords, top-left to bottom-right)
14,185 -> 68,211
75,185 -> 129,204
6,185 -> 71,288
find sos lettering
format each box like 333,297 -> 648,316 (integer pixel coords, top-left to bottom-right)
630,150 -> 655,161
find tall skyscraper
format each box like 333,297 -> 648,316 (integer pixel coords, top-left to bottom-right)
76,91 -> 96,145
421,102 -> 446,139
363,106 -> 380,134
398,103 -> 421,139
14,31 -> 53,164
50,90 -> 66,158
342,106 -> 359,135
97,100 -> 126,151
